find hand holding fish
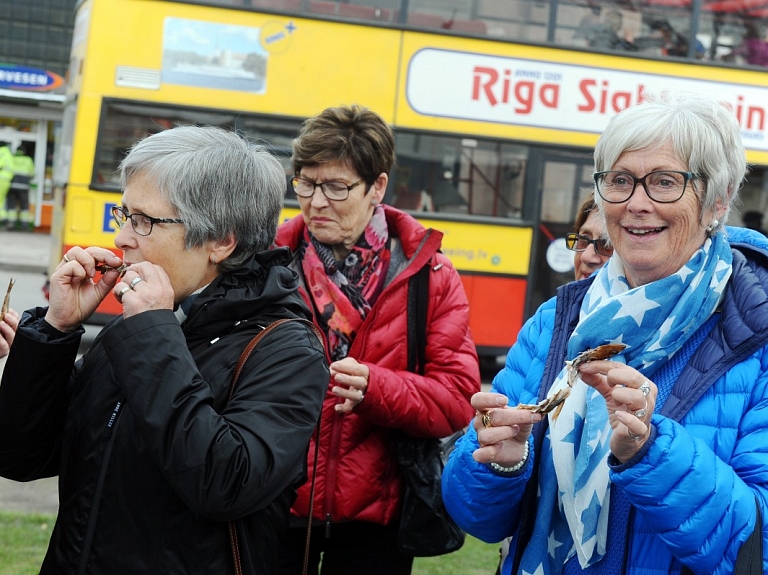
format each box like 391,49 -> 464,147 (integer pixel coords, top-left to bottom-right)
45,247 -> 126,332
471,392 -> 542,470
517,343 -> 626,419
577,360 -> 658,462
0,306 -> 19,359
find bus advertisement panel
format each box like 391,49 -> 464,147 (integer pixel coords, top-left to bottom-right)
56,0 -> 768,358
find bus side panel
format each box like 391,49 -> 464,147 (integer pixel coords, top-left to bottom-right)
460,273 -> 526,353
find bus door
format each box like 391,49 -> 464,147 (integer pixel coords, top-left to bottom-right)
526,149 -> 595,319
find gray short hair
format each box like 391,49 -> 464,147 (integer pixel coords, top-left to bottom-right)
119,125 -> 286,271
593,92 -> 747,232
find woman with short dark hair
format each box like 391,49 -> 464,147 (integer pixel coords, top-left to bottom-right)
276,105 -> 480,575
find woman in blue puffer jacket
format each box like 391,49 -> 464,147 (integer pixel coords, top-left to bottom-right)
443,91 -> 768,574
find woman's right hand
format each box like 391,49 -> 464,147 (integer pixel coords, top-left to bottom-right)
44,247 -> 125,333
471,392 -> 542,468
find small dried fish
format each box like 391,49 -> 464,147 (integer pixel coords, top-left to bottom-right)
516,343 -> 627,419
517,388 -> 571,416
1,278 -> 15,317
565,343 -> 626,386
95,263 -> 129,277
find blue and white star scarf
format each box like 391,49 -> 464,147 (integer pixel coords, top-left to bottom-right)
519,232 -> 732,574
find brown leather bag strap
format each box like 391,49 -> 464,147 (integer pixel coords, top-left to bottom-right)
229,521 -> 243,575
227,317 -> 324,575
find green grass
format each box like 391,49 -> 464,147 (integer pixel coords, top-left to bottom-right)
0,511 -> 55,575
413,536 -> 500,575
0,510 -> 499,575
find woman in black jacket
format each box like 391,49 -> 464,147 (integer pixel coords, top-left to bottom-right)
0,125 -> 329,574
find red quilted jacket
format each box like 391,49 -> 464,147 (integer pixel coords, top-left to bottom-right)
275,205 -> 480,526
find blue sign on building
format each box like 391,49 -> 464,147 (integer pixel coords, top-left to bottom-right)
0,65 -> 64,91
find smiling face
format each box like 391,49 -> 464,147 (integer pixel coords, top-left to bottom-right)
297,161 -> 387,260
602,142 -> 725,287
114,172 -> 222,305
574,211 -> 612,280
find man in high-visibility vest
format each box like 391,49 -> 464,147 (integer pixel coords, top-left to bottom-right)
6,145 -> 35,230
0,143 -> 14,227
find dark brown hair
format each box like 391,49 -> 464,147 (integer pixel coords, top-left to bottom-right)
574,192 -> 598,233
292,105 -> 395,186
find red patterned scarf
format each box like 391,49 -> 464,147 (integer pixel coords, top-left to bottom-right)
301,206 -> 391,361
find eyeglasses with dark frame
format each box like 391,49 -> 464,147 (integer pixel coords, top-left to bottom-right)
565,233 -> 614,256
111,205 -> 185,237
291,175 -> 366,201
593,170 -> 696,204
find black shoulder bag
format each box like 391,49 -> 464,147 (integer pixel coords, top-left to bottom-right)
393,263 -> 466,557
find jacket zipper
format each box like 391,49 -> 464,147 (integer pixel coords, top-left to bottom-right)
76,399 -> 125,575
314,240 -> 435,535
322,411 -> 344,537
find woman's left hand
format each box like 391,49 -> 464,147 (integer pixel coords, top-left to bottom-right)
577,360 -> 658,463
114,263 -> 175,319
0,308 -> 19,358
329,357 -> 369,413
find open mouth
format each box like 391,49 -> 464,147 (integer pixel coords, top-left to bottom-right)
626,226 -> 664,236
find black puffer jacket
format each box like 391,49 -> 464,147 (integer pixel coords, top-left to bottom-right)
0,248 -> 329,574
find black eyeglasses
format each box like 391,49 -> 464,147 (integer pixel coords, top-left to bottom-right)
111,205 -> 184,237
594,170 -> 696,204
291,175 -> 366,201
565,233 -> 614,256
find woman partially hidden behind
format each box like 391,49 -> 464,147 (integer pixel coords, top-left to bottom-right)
443,92 -> 768,574
0,126 -> 329,574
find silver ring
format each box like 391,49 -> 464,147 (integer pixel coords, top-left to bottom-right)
632,398 -> 648,419
129,277 -> 143,289
117,286 -> 131,299
627,427 -> 642,440
639,380 -> 651,396
63,254 -> 70,263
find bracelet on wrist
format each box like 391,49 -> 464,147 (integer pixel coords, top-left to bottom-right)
489,439 -> 530,474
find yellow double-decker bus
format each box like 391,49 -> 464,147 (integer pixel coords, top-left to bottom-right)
53,0 -> 768,361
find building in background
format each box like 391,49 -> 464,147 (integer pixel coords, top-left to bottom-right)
0,0 -> 76,230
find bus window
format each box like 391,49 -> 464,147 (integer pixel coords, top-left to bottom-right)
389,131 -> 526,219
92,102 -> 239,189
92,100 -> 302,190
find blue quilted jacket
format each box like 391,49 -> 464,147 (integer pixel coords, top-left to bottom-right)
443,227 -> 768,574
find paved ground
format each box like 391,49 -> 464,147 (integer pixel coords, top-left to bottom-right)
0,228 -> 52,274
0,477 -> 58,515
0,229 -> 59,515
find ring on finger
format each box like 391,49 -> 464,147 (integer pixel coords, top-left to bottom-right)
639,380 -> 651,396
482,411 -> 492,429
129,276 -> 143,289
117,286 -> 131,299
632,398 -> 648,419
626,427 -> 642,440
63,254 -> 70,263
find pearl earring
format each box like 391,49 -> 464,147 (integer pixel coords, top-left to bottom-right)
211,256 -> 217,265
706,219 -> 719,233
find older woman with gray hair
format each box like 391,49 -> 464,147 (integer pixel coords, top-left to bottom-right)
443,92 -> 768,574
0,125 -> 328,574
